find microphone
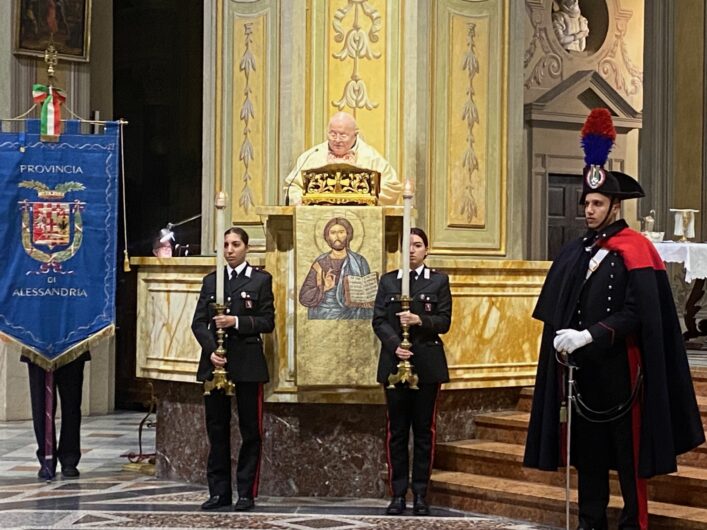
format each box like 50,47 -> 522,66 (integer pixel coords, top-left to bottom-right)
284,147 -> 319,206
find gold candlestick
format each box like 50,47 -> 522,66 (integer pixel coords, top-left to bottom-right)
203,303 -> 235,396
387,295 -> 419,389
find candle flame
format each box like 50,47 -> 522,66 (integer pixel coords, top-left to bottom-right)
403,178 -> 414,197
215,191 -> 228,208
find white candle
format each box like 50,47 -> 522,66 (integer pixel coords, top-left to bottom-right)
401,179 -> 413,297
215,191 -> 227,304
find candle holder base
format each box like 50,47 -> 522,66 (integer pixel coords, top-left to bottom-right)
386,295 -> 419,389
203,303 -> 235,397
387,359 -> 419,389
203,368 -> 235,396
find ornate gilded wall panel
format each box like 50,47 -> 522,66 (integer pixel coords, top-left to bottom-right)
217,1 -> 279,225
447,15 -> 489,228
430,0 -> 507,254
309,0 -> 400,164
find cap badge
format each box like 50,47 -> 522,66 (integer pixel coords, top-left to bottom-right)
586,165 -> 606,189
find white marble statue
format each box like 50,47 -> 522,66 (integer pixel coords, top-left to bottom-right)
552,0 -> 589,52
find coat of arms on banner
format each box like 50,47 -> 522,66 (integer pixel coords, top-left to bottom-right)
18,180 -> 85,273
0,118 -> 120,368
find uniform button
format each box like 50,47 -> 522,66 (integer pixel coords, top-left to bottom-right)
611,262 -> 615,267
610,274 -> 614,279
579,321 -> 583,326
577,309 -> 581,314
608,296 -> 612,301
607,308 -> 611,312
609,285 -> 613,290
226,309 -> 230,313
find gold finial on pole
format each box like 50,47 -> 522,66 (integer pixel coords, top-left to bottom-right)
44,43 -> 58,86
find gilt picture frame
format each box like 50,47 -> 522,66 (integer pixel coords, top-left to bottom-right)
14,0 -> 92,62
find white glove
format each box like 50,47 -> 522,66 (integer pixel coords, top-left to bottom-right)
553,329 -> 593,354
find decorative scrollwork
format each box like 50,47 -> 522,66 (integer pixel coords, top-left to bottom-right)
301,163 -> 379,205
597,26 -> 643,97
331,0 -> 381,111
524,23 -> 562,89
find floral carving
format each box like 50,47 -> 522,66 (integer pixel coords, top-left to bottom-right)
237,23 -> 256,212
331,0 -> 381,111
460,23 -> 480,223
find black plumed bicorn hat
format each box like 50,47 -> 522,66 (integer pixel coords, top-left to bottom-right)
578,108 -> 644,204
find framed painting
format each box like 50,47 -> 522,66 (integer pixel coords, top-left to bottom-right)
14,0 -> 92,62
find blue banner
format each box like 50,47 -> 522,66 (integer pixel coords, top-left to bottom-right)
0,120 -> 119,369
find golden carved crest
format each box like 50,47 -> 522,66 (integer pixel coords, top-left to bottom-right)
301,163 -> 380,206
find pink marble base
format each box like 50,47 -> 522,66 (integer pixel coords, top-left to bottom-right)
153,381 -> 520,497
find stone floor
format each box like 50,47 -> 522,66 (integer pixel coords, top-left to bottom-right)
0,410 -> 556,529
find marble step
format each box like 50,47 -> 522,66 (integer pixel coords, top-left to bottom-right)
517,377 -> 707,413
678,441 -> 707,468
516,387 -> 534,413
692,367 -> 707,397
474,409 -> 707,468
699,394 -> 707,423
474,410 -> 531,445
435,439 -> 707,508
429,470 -> 707,530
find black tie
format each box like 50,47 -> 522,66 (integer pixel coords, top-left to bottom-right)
410,271 -> 417,282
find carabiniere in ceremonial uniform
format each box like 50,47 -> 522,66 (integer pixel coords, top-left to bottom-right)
373,227 -> 451,517
192,228 -> 274,512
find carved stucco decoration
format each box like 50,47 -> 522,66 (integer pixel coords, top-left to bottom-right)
238,22 -> 256,213
524,0 -> 643,97
460,23 -> 480,223
597,10 -> 643,96
331,0 -> 381,111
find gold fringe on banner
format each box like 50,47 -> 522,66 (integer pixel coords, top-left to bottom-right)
0,324 -> 116,371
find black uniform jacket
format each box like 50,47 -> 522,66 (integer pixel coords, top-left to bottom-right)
524,220 -> 705,478
192,264 -> 275,383
373,266 -> 451,384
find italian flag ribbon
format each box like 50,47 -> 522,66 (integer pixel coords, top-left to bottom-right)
32,84 -> 66,138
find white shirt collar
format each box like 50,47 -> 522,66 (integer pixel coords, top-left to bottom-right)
228,261 -> 248,279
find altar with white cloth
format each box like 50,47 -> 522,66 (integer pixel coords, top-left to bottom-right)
653,241 -> 707,341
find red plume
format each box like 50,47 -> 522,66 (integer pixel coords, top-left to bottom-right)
581,108 -> 616,141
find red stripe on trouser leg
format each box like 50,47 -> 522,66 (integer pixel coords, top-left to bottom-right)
384,387 -> 394,496
251,383 -> 264,498
44,370 -> 55,476
426,386 -> 441,479
628,338 -> 648,530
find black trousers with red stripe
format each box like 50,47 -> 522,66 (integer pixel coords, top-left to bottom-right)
203,382 -> 263,500
27,357 -> 86,471
573,411 -> 647,530
384,383 -> 440,497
